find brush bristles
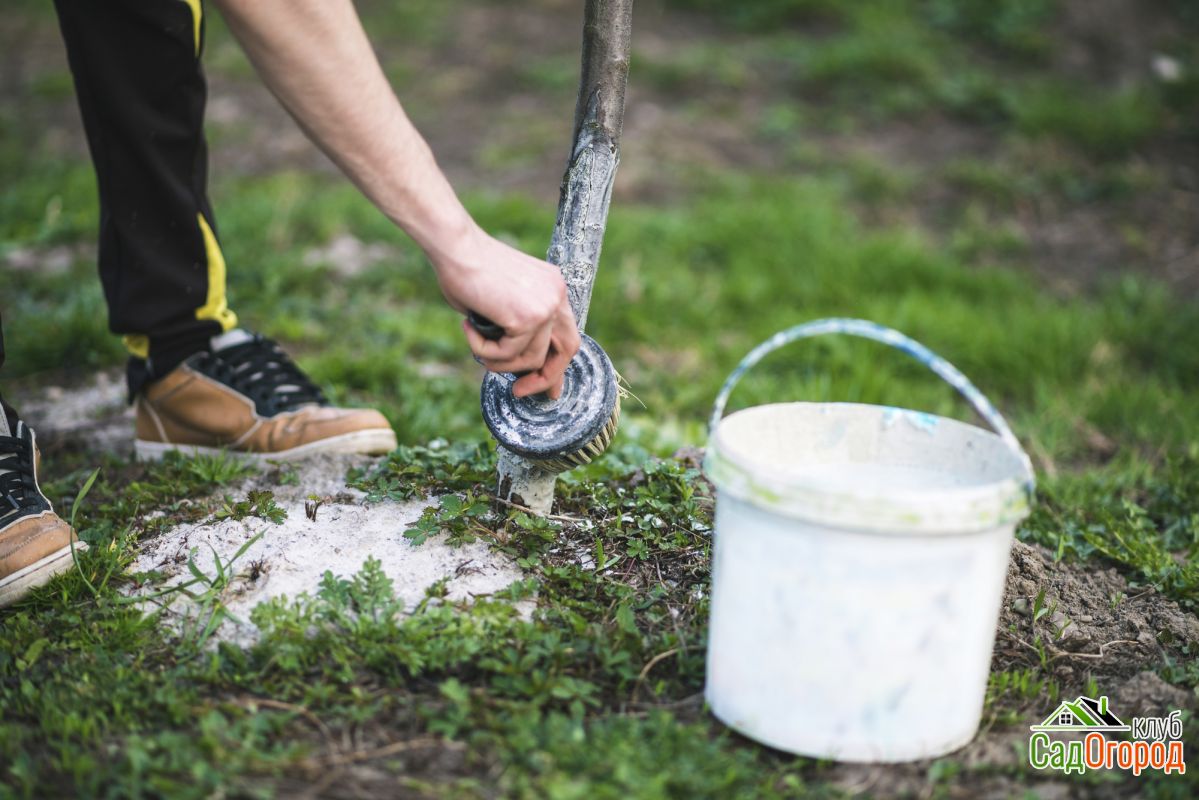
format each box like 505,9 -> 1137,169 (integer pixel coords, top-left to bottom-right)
530,396 -> 621,474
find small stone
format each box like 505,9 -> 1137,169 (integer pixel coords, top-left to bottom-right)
1011,597 -> 1030,616
1059,626 -> 1094,651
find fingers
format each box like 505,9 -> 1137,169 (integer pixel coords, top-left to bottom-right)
512,369 -> 555,399
464,316 -> 554,377
511,303 -> 580,399
458,263 -> 582,396
488,324 -> 552,375
511,346 -> 567,399
462,319 -> 532,365
511,340 -> 567,399
555,301 -> 581,362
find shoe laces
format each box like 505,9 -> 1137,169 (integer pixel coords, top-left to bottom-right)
0,422 -> 47,525
190,334 -> 327,417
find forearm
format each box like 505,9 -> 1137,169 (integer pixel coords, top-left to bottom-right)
212,0 -> 476,266
212,0 -> 580,395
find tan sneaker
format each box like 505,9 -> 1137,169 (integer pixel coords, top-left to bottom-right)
0,418 -> 85,608
134,330 -> 398,462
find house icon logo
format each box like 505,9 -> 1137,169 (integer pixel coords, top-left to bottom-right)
1029,695 -> 1130,733
1028,694 -> 1185,775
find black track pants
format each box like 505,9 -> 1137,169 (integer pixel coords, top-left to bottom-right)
1,1 -> 238,419
53,0 -> 237,391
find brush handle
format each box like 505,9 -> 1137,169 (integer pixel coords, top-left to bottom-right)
467,310 -> 506,342
467,311 -> 538,381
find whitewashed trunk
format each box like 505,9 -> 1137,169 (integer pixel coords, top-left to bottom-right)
494,0 -> 633,514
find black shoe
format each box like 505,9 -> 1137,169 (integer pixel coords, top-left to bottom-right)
0,419 -> 85,608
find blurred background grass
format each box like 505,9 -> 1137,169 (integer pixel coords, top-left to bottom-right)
2,0 -> 1197,470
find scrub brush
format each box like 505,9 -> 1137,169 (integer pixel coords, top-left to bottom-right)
468,311 -> 620,473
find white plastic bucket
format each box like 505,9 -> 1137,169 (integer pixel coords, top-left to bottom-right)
703,319 -> 1035,763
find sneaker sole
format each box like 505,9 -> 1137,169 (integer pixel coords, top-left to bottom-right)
0,541 -> 88,609
134,428 -> 398,463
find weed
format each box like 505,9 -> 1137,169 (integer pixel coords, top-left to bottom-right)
172,531 -> 268,651
404,490 -> 495,547
349,441 -> 495,501
303,495 -> 325,521
213,490 -> 287,525
986,668 -> 1060,726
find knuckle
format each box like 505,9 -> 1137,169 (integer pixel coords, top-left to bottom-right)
551,278 -> 567,303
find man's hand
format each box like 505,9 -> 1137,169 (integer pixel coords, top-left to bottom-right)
433,225 -> 580,399
212,0 -> 579,396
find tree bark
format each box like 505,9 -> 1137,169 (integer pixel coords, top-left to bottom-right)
495,0 -> 634,513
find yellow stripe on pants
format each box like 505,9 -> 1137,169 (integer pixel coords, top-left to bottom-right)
195,213 -> 238,332
181,0 -> 202,56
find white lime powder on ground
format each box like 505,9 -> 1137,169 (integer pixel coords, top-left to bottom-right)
10,376 -> 531,647
127,455 -> 531,646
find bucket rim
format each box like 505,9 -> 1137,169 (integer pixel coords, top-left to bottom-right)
705,401 -> 1033,536
708,319 -> 1036,499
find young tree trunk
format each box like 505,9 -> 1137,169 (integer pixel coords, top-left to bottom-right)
495,0 -> 634,514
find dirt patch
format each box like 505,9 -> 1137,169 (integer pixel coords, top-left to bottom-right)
3,242 -> 95,275
997,540 -> 1199,688
302,234 -> 400,279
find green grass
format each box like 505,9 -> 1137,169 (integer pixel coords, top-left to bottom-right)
12,168 -> 1195,459
664,0 -> 1194,155
1009,83 -> 1163,158
3,445 -> 1198,796
3,0 -> 1199,796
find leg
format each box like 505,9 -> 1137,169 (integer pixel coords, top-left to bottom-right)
53,0 -> 396,462
52,0 -> 237,393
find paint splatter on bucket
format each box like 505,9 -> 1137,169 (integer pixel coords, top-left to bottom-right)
703,319 -> 1035,762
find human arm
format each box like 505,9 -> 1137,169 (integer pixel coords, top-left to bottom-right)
211,0 -> 579,397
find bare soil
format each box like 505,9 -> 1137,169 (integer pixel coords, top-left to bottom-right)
999,541 -> 1199,693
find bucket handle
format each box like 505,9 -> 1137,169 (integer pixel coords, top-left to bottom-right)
708,318 -> 1035,495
